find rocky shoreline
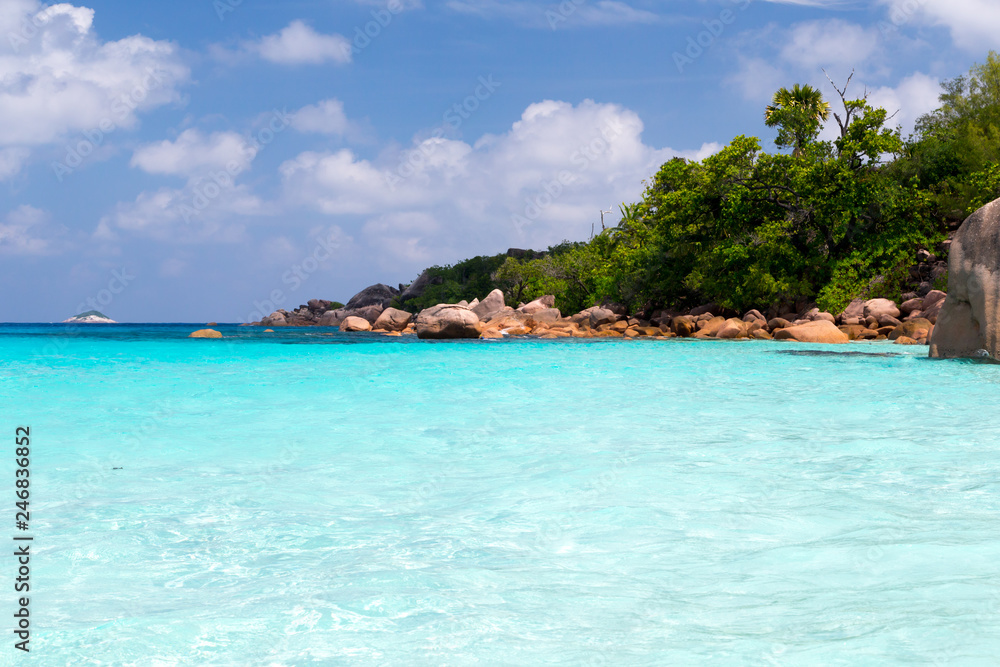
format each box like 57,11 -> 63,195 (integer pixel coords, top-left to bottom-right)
241,283 -> 944,346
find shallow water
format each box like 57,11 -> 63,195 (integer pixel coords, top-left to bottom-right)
2,324 -> 999,665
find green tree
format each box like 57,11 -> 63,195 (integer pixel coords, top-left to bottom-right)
764,84 -> 831,155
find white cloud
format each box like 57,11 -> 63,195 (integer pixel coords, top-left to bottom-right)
280,99 -> 714,267
0,205 -> 67,255
249,20 -> 351,65
879,0 -> 1000,51
445,0 -> 658,28
867,71 -> 942,137
780,19 -> 880,71
95,183 -> 267,244
131,129 -> 255,176
0,1 -> 189,149
0,148 -> 29,180
291,99 -> 352,136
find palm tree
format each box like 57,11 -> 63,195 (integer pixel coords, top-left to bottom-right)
603,202 -> 643,242
764,84 -> 831,155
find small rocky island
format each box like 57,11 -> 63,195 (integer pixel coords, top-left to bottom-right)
62,310 -> 116,324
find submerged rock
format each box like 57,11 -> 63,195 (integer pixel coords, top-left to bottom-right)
189,329 -> 222,338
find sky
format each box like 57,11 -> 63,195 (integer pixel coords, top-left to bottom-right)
0,0 -> 991,322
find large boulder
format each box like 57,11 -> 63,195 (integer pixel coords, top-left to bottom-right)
838,299 -> 865,324
671,315 -> 697,337
307,299 -> 332,312
530,308 -> 562,323
261,311 -> 287,326
716,318 -> 748,339
472,289 -> 506,320
693,316 -> 727,337
899,298 -> 924,317
921,297 -> 945,324
345,284 -> 399,310
890,318 -> 933,341
922,290 -> 947,310
518,295 -> 556,315
373,307 -> 412,332
415,304 -> 482,339
589,308 -> 617,328
317,310 -> 340,326
930,198 -> 1000,358
773,320 -> 849,344
325,305 -> 383,326
340,316 -> 372,332
863,298 -> 900,321
398,270 -> 441,303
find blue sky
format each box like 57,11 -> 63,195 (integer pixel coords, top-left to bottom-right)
0,0 -> 990,322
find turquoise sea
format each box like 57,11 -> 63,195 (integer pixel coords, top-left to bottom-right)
2,324 -> 999,665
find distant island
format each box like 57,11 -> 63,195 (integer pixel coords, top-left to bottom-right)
63,310 -> 117,324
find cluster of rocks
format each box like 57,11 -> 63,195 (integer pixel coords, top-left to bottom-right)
255,285 -> 403,328
249,280 -> 947,345
402,291 -> 942,344
653,293 -> 944,345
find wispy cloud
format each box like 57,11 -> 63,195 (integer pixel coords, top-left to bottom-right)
446,0 -> 659,28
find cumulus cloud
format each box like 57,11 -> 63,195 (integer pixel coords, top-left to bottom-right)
280,99 -> 715,268
95,183 -> 267,244
248,20 -> 351,65
104,111 -> 295,243
0,0 -> 188,149
131,129 -> 256,176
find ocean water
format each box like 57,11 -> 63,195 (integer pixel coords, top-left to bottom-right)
2,324 -> 1000,666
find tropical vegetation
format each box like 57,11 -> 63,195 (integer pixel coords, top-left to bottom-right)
398,54 -> 1000,317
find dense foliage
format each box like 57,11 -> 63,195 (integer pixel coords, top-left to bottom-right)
397,254 -> 509,312
401,54 -> 1000,317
